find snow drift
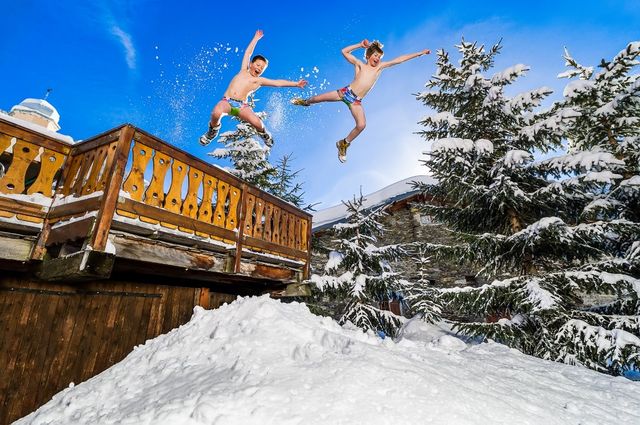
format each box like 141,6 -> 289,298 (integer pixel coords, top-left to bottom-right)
17,296 -> 640,424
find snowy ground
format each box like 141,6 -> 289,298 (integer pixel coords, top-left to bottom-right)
18,296 -> 640,425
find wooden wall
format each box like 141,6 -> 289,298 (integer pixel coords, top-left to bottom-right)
0,273 -> 236,424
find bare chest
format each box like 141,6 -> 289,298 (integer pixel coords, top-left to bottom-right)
228,73 -> 261,97
356,65 -> 382,82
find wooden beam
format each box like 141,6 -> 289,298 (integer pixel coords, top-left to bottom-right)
0,233 -> 34,261
46,216 -> 95,246
115,197 -> 238,242
47,196 -> 102,219
197,288 -> 210,309
271,282 -> 312,298
0,218 -> 41,235
0,196 -> 47,218
90,125 -> 135,251
236,261 -> 298,282
37,250 -> 115,281
234,183 -> 247,273
0,118 -> 72,154
242,235 -> 307,261
68,127 -> 123,155
304,217 -> 312,280
110,234 -> 227,273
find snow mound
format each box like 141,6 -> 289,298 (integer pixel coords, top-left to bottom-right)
17,296 -> 640,425
398,317 -> 468,352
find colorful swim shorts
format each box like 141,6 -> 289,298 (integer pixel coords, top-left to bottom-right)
337,86 -> 362,106
223,97 -> 250,116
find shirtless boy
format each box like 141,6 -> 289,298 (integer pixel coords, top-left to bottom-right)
292,40 -> 430,162
200,30 -> 307,147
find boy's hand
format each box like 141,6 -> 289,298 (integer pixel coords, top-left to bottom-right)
360,39 -> 370,48
421,49 -> 431,55
296,79 -> 308,89
254,30 -> 264,40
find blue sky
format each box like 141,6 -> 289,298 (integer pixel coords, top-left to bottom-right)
1,1 -> 639,208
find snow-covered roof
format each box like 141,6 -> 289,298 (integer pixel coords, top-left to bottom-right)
0,112 -> 75,145
10,98 -> 60,124
312,175 -> 436,231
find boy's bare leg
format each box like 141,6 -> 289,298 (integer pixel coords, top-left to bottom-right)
238,107 -> 273,147
293,90 -> 342,106
200,100 -> 231,146
307,90 -> 342,105
337,104 -> 365,163
209,100 -> 231,128
345,104 -> 366,143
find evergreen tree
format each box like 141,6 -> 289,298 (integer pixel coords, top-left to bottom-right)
541,42 -> 640,373
413,39 -> 640,375
208,110 -> 275,189
266,153 -> 314,211
310,193 -> 406,336
403,245 -> 443,324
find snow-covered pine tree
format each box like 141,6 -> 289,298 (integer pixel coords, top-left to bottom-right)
538,42 -> 640,374
208,111 -> 275,189
311,193 -> 406,336
403,245 -> 443,324
412,40 -> 561,355
413,39 -> 639,376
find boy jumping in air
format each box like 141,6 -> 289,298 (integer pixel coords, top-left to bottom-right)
292,40 -> 430,162
200,30 -> 307,147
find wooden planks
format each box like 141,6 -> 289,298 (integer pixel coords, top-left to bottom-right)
0,277 -> 208,425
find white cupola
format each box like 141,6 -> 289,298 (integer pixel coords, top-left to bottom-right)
9,98 -> 61,131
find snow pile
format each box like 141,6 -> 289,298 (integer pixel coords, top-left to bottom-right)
18,296 -> 640,425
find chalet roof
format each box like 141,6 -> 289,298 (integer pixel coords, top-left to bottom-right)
312,175 -> 436,232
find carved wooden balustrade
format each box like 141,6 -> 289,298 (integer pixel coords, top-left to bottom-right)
0,117 -> 311,286
0,118 -> 70,234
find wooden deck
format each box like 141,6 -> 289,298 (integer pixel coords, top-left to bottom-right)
0,117 -> 313,423
0,117 -> 312,288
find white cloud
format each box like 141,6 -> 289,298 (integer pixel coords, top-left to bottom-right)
111,25 -> 136,69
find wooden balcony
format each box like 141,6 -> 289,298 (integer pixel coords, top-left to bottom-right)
0,116 -> 311,295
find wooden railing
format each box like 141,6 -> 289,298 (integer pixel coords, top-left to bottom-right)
0,118 -> 70,231
0,117 -> 311,281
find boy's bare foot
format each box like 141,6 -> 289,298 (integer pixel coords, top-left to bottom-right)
291,98 -> 310,107
336,138 -> 350,163
199,124 -> 221,146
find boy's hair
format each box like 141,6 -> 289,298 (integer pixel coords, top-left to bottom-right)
251,55 -> 269,65
365,40 -> 384,59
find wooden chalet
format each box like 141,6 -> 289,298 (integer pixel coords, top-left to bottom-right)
0,116 -> 312,423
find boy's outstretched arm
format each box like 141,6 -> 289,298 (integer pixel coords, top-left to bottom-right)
241,30 -> 264,70
260,78 -> 308,88
341,40 -> 369,65
381,48 -> 430,69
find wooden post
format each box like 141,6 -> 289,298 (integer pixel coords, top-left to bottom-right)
304,217 -> 312,280
233,183 -> 247,273
90,125 -> 136,251
197,288 -> 210,309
